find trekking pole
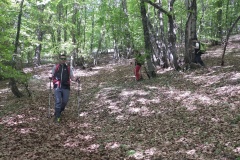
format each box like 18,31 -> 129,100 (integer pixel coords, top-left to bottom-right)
48,77 -> 52,118
76,78 -> 80,117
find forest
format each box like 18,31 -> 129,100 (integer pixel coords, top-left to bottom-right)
0,0 -> 240,159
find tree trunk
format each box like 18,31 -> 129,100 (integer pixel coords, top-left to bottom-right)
121,0 -> 134,57
64,1 -> 68,54
185,0 -> 197,65
140,0 -> 156,77
35,29 -> 43,66
216,0 -> 223,43
9,78 -> 23,98
71,3 -> 78,67
144,0 -> 180,70
11,0 -> 24,98
167,0 -> 180,70
57,2 -> 63,43
157,0 -> 168,68
90,12 -> 95,55
221,16 -> 240,66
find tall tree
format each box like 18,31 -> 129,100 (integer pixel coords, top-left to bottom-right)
10,0 -> 25,98
185,0 -> 197,64
35,4 -> 45,66
140,0 -> 156,77
144,0 -> 180,70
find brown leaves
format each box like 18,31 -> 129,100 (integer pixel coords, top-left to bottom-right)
1,46 -> 240,159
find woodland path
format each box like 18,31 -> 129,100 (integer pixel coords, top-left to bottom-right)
0,39 -> 240,159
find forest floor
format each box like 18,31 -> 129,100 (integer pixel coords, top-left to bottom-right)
0,37 -> 240,160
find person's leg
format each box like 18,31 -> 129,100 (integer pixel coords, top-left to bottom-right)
135,65 -> 141,81
198,56 -> 205,66
194,54 -> 199,64
61,89 -> 70,113
54,88 -> 62,119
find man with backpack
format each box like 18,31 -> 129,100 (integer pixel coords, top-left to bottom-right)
192,38 -> 205,67
51,54 -> 79,123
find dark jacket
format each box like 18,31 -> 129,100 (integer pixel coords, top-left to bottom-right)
53,64 -> 70,89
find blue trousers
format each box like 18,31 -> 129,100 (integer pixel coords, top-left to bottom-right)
54,88 -> 70,118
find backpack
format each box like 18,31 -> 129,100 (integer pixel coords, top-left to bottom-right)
199,42 -> 206,54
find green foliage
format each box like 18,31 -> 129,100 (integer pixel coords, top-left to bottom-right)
200,42 -> 207,53
0,63 -> 31,83
0,0 -> 239,70
135,53 -> 149,65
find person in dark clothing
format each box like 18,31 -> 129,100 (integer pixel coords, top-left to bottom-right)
134,50 -> 144,81
192,39 -> 205,67
51,54 -> 79,123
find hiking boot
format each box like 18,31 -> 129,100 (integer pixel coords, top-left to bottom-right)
54,117 -> 60,124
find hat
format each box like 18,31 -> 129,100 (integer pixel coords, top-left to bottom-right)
60,54 -> 67,60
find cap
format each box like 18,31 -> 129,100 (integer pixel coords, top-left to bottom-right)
60,54 -> 67,60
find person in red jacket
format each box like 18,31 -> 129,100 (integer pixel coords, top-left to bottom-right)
134,50 -> 144,81
51,54 -> 79,123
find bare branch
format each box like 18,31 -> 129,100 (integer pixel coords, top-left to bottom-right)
143,0 -> 171,17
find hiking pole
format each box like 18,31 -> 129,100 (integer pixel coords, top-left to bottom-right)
76,78 -> 80,117
48,77 -> 52,118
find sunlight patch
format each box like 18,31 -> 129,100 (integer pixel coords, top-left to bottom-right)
129,151 -> 144,159
230,73 -> 240,80
120,89 -> 149,97
233,147 -> 240,153
145,86 -> 158,90
176,137 -> 192,144
186,149 -> 196,155
145,147 -> 157,156
19,128 -> 35,134
0,115 -> 24,126
79,123 -> 92,128
197,143 -> 215,153
116,115 -> 127,121
76,134 -> 93,141
184,73 -> 225,87
211,117 -> 220,122
85,144 -> 100,152
137,98 -> 150,105
185,105 -> 197,111
149,98 -> 161,104
108,105 -> 122,113
105,142 -> 120,149
0,88 -> 10,93
128,107 -> 153,116
215,85 -> 240,96
79,112 -> 88,117
166,89 -> 219,107
174,91 -> 191,101
128,107 -> 141,113
63,138 -> 79,148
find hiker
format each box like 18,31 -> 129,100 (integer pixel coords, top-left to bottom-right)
192,38 -> 205,67
134,50 -> 144,81
51,54 -> 79,123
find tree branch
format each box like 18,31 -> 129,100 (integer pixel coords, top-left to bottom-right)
143,0 -> 171,17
